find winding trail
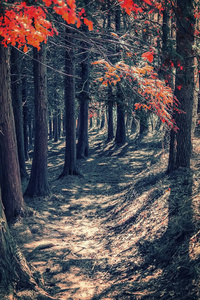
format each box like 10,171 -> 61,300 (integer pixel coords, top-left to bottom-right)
11,130 -> 200,299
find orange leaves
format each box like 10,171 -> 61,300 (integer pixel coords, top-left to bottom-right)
143,0 -> 152,5
142,51 -> 154,63
118,0 -> 158,16
92,59 -> 179,131
83,18 -> 93,31
0,2 -> 56,50
51,0 -> 77,25
118,0 -> 143,15
0,0 -> 93,50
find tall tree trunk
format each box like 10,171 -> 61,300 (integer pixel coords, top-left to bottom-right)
161,0 -> 177,173
114,7 -> 126,145
96,105 -> 100,128
115,83 -> 126,144
53,109 -> 59,142
59,26 -> 78,177
100,110 -> 105,129
11,47 -> 28,178
167,0 -> 196,171
58,110 -> 61,138
77,24 -> 90,159
25,44 -> 50,197
22,76 -> 29,160
48,112 -> 53,140
106,2 -> 114,142
89,116 -> 93,129
29,119 -> 33,148
107,94 -> 114,141
0,43 -> 23,220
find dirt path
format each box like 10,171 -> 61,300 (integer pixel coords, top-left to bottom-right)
11,130 -> 200,299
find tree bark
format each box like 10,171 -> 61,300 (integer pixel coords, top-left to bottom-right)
114,7 -> 126,145
0,189 -> 36,297
53,109 -> 59,142
59,26 -> 79,177
11,47 -> 28,178
115,83 -> 126,144
107,98 -> 114,141
77,24 -> 90,159
100,110 -> 105,129
22,76 -> 30,160
0,43 -> 23,220
167,0 -> 196,171
24,44 -> 50,197
48,112 -> 53,140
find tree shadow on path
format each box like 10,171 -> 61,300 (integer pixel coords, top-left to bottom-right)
91,168 -> 199,300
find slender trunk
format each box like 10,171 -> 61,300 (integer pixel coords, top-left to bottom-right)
29,119 -> 33,148
162,0 -> 177,172
58,110 -> 61,138
115,83 -> 126,144
48,112 -> 53,140
53,109 -> 59,142
115,7 -> 126,145
106,2 -> 114,142
107,85 -> 114,141
0,43 -> 23,220
96,107 -> 100,128
25,44 -> 50,197
22,76 -> 29,160
59,26 -> 78,177
100,111 -> 105,129
89,117 -> 93,129
77,24 -> 90,159
62,114 -> 66,136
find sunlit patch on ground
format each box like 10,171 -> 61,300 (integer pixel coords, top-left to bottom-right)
10,130 -> 200,299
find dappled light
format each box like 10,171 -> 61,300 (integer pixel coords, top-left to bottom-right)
9,130 -> 200,299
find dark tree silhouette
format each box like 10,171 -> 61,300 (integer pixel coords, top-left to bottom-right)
0,42 -> 23,220
59,26 -> 79,176
11,47 -> 28,178
77,24 -> 90,159
22,76 -> 30,160
167,0 -> 196,172
107,84 -> 114,141
25,43 -> 50,197
114,7 -> 126,145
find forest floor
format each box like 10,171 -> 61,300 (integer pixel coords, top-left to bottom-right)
10,128 -> 200,300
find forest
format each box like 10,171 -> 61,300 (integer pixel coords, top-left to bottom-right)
0,0 -> 200,299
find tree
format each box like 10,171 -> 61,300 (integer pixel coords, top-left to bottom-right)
77,23 -> 90,159
0,0 -> 92,296
114,6 -> 127,145
167,0 -> 197,172
0,0 -> 94,211
59,26 -> 79,176
0,42 -> 24,220
24,44 -> 51,197
115,82 -> 127,144
11,46 -> 28,178
22,76 -> 30,160
107,84 -> 114,141
0,189 -> 35,298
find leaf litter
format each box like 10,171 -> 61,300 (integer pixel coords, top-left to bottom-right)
10,129 -> 200,299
